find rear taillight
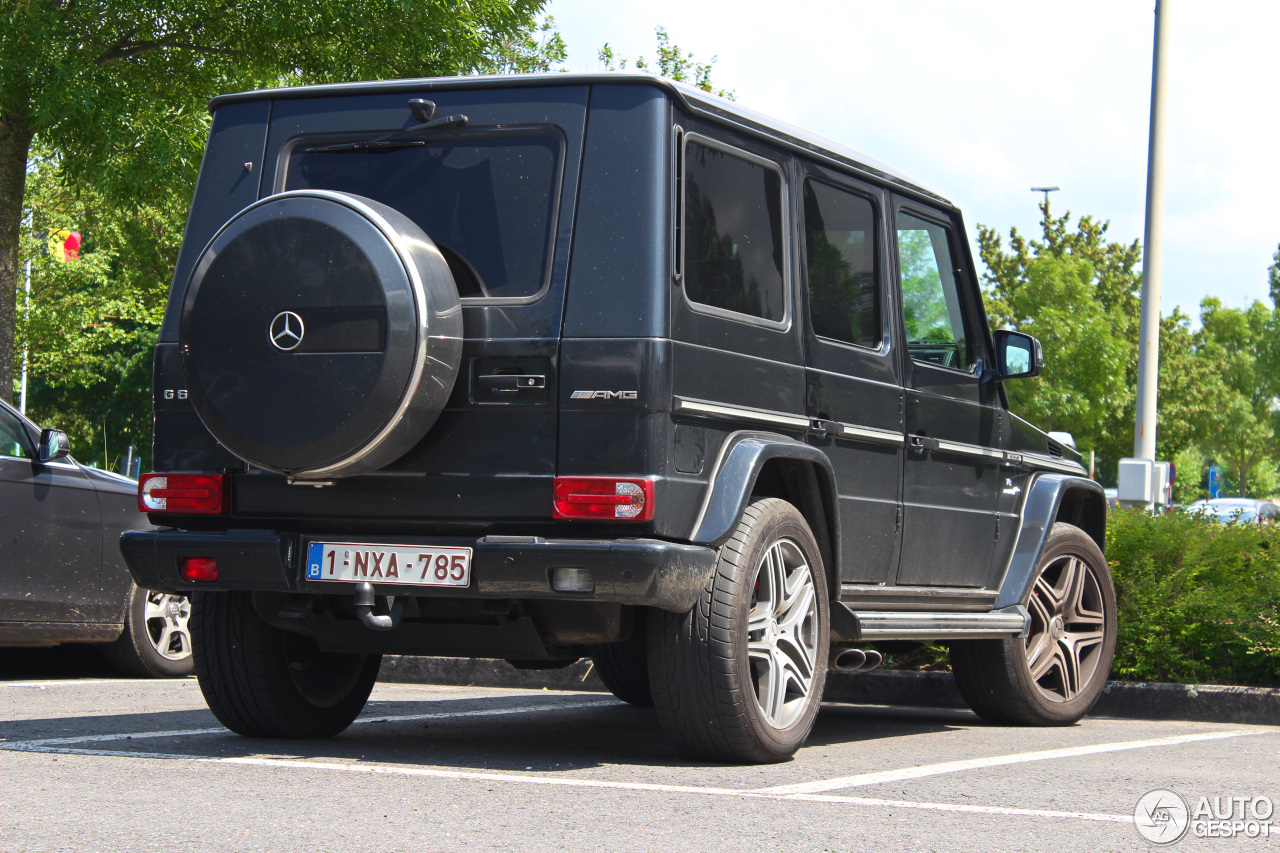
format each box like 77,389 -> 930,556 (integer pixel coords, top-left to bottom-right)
139,473 -> 229,514
553,477 -> 654,522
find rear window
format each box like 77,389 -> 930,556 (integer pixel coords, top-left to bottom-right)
285,131 -> 562,300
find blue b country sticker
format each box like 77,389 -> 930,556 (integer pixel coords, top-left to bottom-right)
307,543 -> 324,579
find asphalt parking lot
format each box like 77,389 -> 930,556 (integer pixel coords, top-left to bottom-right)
2,668 -> 1278,852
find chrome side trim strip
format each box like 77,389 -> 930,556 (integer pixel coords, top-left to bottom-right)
836,422 -> 905,446
673,397 -> 809,430
933,438 -> 1004,461
844,606 -> 1030,640
1021,453 -> 1088,475
914,435 -> 1088,474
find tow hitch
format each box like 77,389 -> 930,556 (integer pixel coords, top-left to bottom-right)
353,582 -> 404,631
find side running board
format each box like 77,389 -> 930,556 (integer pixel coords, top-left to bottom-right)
830,603 -> 1030,641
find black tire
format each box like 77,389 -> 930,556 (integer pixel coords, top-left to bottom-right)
649,498 -> 829,763
103,585 -> 195,678
591,610 -> 654,707
951,522 -> 1116,725
191,591 -> 381,738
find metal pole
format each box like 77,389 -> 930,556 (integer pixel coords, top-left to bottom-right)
19,256 -> 29,416
1030,186 -> 1060,207
1133,0 -> 1170,460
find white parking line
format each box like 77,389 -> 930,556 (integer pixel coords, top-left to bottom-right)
170,754 -> 1140,823
3,696 -> 1256,827
751,730 -> 1259,795
779,792 -> 1133,823
2,678 -> 197,688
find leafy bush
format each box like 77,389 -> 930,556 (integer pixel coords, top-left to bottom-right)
1107,507 -> 1280,686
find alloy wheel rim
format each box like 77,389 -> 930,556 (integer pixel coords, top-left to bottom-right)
143,592 -> 193,662
747,537 -> 820,729
1024,554 -> 1106,703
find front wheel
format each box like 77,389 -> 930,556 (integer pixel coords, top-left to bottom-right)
191,591 -> 380,738
951,522 -> 1116,725
649,498 -> 829,763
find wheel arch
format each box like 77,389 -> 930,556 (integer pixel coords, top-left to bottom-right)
688,431 -> 840,599
994,473 -> 1107,609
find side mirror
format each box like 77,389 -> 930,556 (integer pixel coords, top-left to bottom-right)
993,330 -> 1043,379
38,429 -> 71,463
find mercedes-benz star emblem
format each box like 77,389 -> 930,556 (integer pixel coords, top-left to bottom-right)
269,311 -> 305,352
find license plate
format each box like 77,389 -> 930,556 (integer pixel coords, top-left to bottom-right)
305,541 -> 472,587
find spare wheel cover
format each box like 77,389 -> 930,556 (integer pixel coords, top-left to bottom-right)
179,190 -> 462,478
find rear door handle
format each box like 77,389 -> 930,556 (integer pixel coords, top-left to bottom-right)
478,374 -> 546,393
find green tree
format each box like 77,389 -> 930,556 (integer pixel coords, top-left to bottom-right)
1192,297 -> 1279,497
0,0 -> 545,405
995,254 -> 1129,435
18,143 -> 182,464
977,202 -> 1263,487
979,203 -> 1138,466
473,15 -> 567,74
599,27 -> 734,99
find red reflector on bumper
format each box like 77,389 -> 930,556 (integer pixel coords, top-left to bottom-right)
180,557 -> 219,582
553,477 -> 654,521
139,473 -> 229,514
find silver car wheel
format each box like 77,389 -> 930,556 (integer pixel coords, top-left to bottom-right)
1025,555 -> 1107,703
746,537 -> 820,729
142,592 -> 193,662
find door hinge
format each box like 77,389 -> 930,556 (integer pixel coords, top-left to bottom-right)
808,418 -> 837,438
895,506 -> 903,529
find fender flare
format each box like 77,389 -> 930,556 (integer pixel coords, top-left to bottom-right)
994,473 -> 1106,609
688,431 -> 838,555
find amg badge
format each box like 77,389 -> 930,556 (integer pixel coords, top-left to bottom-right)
571,390 -> 638,400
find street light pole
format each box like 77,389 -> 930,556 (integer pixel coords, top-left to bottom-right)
1134,0 -> 1171,461
19,210 -> 30,416
1030,185 -> 1060,207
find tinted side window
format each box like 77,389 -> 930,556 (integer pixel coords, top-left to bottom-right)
804,180 -> 879,348
0,409 -> 34,459
683,139 -> 786,324
897,211 -> 973,371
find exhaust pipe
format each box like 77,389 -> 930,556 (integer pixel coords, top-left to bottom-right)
354,582 -> 404,631
829,647 -> 883,674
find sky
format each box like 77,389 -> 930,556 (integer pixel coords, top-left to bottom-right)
544,0 -> 1280,322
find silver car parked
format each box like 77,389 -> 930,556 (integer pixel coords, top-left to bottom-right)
0,399 -> 192,676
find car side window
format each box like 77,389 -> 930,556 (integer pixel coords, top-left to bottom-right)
897,210 -> 974,372
803,180 -> 879,348
0,408 -> 34,459
682,138 -> 787,325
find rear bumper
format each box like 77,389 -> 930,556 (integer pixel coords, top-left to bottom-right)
120,529 -> 717,613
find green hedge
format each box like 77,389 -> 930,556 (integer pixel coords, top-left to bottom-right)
1108,507 -> 1280,687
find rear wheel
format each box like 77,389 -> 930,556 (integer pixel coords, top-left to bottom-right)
191,591 -> 380,738
649,498 -> 829,763
591,610 -> 653,707
951,523 -> 1116,725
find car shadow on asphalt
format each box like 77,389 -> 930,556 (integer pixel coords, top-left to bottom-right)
0,645 -> 127,680
3,690 -> 970,772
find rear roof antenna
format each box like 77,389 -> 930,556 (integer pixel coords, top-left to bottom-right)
408,99 -> 436,123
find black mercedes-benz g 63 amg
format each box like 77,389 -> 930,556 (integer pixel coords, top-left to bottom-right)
122,73 -> 1112,763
